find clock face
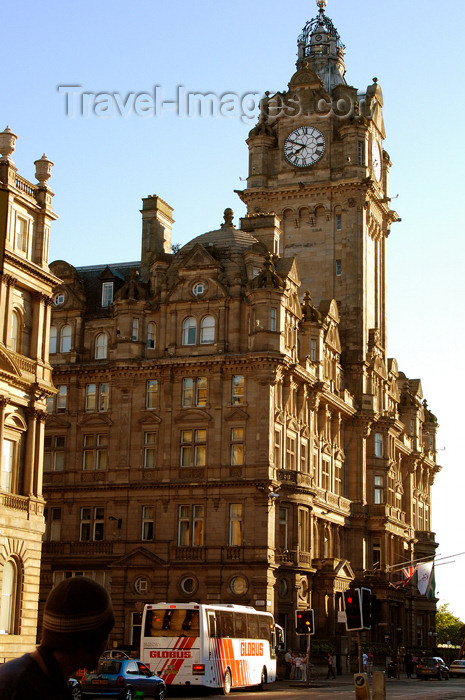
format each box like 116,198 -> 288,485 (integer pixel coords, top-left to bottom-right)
283,126 -> 326,168
372,139 -> 382,181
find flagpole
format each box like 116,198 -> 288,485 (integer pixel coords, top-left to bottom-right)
386,550 -> 465,572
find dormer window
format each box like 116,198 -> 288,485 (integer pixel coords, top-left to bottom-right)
101,282 -> 114,308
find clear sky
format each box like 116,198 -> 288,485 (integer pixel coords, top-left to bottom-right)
4,0 -> 465,623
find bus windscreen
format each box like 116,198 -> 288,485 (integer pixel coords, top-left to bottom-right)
144,609 -> 200,638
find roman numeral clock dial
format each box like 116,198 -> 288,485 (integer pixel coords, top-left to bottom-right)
283,126 -> 326,168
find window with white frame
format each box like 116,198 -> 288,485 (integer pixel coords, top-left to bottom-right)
279,506 -> 289,549
141,506 -> 155,541
310,339 -> 316,362
229,504 -> 243,546
230,428 -> 244,466
82,434 -> 108,470
231,375 -> 245,404
0,559 -> 19,634
146,380 -> 159,409
56,385 -> 68,413
335,462 -> 342,495
101,282 -> 114,308
132,318 -> 139,341
44,507 -> 62,541
144,432 -> 156,468
374,475 -> 384,504
95,333 -> 108,359
182,377 -> 207,407
177,504 -> 204,546
286,433 -> 296,470
59,325 -> 72,353
180,429 -> 206,467
321,458 -> 331,490
372,538 -> 381,569
200,315 -> 215,344
270,307 -> 277,332
182,317 -> 197,345
298,508 -> 310,553
274,429 -> 282,468
9,311 -> 21,352
374,432 -> 383,458
147,322 -> 156,349
44,436 -> 65,472
15,216 -> 28,253
80,506 -> 104,541
85,383 -> 109,412
49,326 -> 57,354
1,439 -> 15,492
300,440 -> 308,473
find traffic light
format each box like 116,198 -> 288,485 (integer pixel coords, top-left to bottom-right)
295,609 -> 315,635
361,587 -> 373,630
343,588 -> 362,631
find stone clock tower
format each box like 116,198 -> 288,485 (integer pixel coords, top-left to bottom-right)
238,0 -> 399,394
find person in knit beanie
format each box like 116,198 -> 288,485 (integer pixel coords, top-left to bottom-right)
0,576 -> 115,700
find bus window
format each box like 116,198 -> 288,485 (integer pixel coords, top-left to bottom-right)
234,612 -> 247,639
247,614 -> 259,639
258,615 -> 272,642
217,611 -> 234,638
182,610 -> 199,635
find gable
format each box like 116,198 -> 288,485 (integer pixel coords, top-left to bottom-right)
78,413 -> 113,427
112,546 -> 166,568
0,347 -> 21,377
181,243 -> 218,270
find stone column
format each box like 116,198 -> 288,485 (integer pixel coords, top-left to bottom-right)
23,408 -> 37,496
33,412 -> 46,497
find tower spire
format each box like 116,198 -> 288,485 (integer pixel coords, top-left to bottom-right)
297,0 -> 346,91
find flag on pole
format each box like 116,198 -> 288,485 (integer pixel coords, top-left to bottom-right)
417,561 -> 434,595
426,565 -> 436,599
390,564 -> 417,588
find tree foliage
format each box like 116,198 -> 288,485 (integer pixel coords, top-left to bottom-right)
436,603 -> 465,646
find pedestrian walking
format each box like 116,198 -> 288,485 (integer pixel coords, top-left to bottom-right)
326,652 -> 336,679
284,649 -> 292,680
404,651 -> 414,679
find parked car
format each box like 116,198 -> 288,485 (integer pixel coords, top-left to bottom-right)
69,677 -> 82,700
101,650 -> 132,659
449,659 -> 465,677
416,656 -> 450,680
81,658 -> 165,699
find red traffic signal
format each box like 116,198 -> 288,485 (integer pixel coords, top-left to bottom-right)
295,609 -> 315,635
343,588 -> 362,631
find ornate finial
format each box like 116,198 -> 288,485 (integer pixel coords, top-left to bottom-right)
222,208 -> 234,227
34,153 -> 54,186
317,0 -> 327,10
372,77 -> 378,83
0,126 -> 17,160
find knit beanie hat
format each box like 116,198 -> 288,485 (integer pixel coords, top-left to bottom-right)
42,577 -> 115,652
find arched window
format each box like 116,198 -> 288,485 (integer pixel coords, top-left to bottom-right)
60,325 -> 72,353
95,333 -> 108,359
9,311 -> 21,353
200,316 -> 215,345
0,559 -> 18,634
49,326 -> 57,354
147,322 -> 156,349
182,317 -> 197,346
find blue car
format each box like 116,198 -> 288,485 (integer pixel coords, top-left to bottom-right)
81,658 -> 165,699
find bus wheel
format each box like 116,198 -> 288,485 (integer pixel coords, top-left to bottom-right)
222,669 -> 232,695
255,666 -> 267,691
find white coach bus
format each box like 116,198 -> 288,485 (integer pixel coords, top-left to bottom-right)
140,602 -> 283,694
